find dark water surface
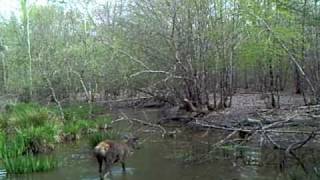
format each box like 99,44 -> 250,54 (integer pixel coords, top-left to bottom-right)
3,109 -> 320,180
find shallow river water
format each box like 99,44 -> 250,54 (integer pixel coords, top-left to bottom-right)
3,109 -> 320,180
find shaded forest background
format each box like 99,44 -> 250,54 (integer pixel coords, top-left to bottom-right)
1,0 -> 320,111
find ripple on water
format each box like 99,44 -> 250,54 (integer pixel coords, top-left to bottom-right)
0,169 -> 7,180
80,167 -> 135,180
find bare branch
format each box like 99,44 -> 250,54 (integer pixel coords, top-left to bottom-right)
112,113 -> 167,138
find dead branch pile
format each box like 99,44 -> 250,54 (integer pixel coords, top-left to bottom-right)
163,105 -> 320,152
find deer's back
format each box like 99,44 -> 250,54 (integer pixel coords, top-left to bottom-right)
94,140 -> 131,162
111,143 -> 131,162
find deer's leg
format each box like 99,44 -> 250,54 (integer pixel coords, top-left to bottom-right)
121,162 -> 126,172
96,156 -> 103,173
104,158 -> 112,175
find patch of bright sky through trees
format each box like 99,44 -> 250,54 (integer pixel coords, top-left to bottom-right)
0,0 -> 116,20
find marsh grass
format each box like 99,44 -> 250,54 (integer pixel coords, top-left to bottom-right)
1,104 -> 61,155
60,103 -> 104,121
0,104 -> 61,174
21,124 -> 60,154
3,155 -> 58,174
62,119 -> 96,141
0,132 -> 57,174
0,133 -> 26,159
0,103 -> 113,174
6,103 -> 54,128
61,105 -> 112,141
94,115 -> 113,128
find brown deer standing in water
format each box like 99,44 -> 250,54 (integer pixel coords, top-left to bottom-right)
93,136 -> 139,178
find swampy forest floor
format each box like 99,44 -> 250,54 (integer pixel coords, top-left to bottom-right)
118,92 -> 320,150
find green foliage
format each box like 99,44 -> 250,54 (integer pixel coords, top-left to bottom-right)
0,134 -> 26,159
2,155 -> 58,174
0,103 -> 61,155
64,120 -> 89,133
60,104 -> 111,141
0,114 -> 9,130
60,104 -> 104,121
0,102 -> 114,174
4,103 -> 60,129
0,0 -> 319,176
20,124 -> 60,154
63,119 -> 95,140
1,0 -> 319,102
0,132 -> 57,174
94,115 -> 113,128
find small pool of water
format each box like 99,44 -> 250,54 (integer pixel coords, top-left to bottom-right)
2,139 -> 276,180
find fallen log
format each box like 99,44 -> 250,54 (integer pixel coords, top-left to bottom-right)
188,120 -> 320,135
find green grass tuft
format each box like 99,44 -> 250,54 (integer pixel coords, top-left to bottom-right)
20,124 -> 60,154
3,155 -> 58,174
94,115 -> 113,128
0,102 -> 114,174
0,133 -> 26,159
3,103 -> 62,130
62,119 -> 96,141
59,103 -> 104,121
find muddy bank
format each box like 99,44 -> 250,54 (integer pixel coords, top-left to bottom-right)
108,93 -> 320,151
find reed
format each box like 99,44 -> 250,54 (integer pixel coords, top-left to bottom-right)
0,103 -> 113,174
3,155 -> 58,174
